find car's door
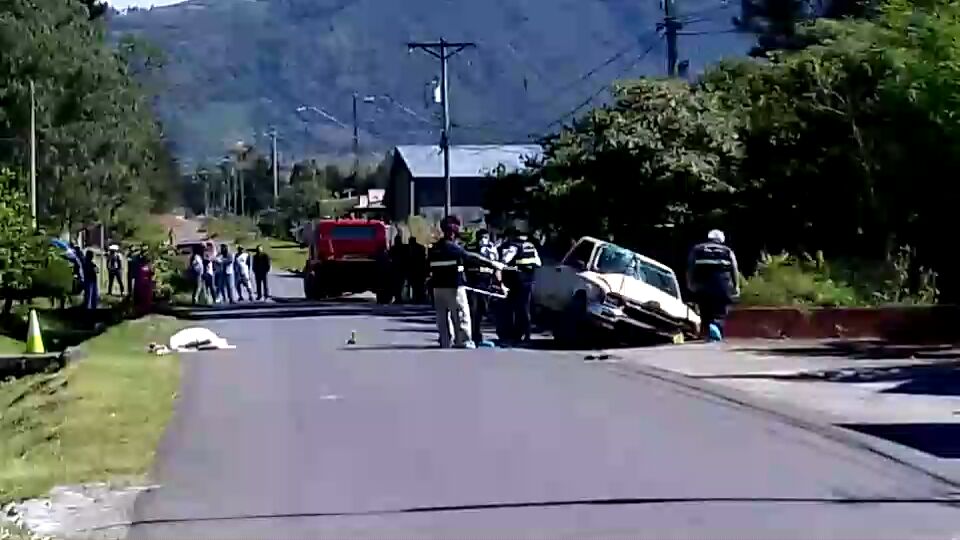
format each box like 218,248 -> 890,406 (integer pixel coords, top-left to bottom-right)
535,239 -> 598,311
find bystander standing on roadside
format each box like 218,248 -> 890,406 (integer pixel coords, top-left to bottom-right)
82,250 -> 99,310
234,246 -> 254,301
190,246 -> 206,305
252,246 -> 271,300
106,244 -> 125,296
215,244 -> 235,304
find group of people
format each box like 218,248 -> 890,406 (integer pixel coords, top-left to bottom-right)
380,234 -> 429,304
427,216 -> 543,349
62,243 -> 154,312
422,217 -> 741,348
189,243 -> 272,305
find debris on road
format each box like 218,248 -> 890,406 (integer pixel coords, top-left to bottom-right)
346,330 -> 357,345
167,327 -> 235,352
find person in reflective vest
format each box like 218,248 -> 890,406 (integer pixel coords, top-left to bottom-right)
686,229 -> 740,341
464,229 -> 499,345
429,217 -> 504,349
498,228 -> 542,345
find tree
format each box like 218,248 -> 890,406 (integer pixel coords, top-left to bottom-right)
0,170 -> 55,313
0,0 -> 178,236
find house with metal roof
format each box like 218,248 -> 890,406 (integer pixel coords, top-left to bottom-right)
387,144 -> 542,224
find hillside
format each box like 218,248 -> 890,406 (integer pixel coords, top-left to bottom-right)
109,0 -> 755,165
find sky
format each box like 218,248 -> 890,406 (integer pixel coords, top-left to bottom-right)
109,0 -> 185,9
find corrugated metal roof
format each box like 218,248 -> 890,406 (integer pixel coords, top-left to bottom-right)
395,144 -> 542,179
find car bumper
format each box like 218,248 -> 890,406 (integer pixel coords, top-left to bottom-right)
586,302 -> 696,339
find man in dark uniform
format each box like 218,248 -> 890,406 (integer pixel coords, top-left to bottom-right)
498,227 -> 542,345
406,236 -> 428,304
389,233 -> 407,303
429,217 -> 504,349
464,229 -> 499,346
686,229 -> 740,341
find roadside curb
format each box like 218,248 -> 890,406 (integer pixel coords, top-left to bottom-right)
606,355 -> 960,490
0,346 -> 86,377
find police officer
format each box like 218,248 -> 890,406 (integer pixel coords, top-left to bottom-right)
499,226 -> 542,345
429,217 -> 504,349
464,229 -> 499,345
686,229 -> 740,341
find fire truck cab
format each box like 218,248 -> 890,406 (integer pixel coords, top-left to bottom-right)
302,218 -> 390,301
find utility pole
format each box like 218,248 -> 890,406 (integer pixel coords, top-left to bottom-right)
271,129 -> 279,203
663,0 -> 682,76
28,80 -> 37,229
407,38 -> 476,218
352,93 -> 360,179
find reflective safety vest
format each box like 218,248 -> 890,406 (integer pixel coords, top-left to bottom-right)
428,239 -> 466,288
689,241 -> 735,294
513,240 -> 542,271
465,241 -> 497,280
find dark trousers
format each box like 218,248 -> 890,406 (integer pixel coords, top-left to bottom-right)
408,274 -> 427,304
107,270 -> 124,296
696,292 -> 731,339
468,290 -> 489,344
255,273 -> 269,299
502,280 -> 533,343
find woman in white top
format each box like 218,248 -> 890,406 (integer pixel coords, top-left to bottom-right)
234,246 -> 254,301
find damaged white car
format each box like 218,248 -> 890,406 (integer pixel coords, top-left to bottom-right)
533,236 -> 700,345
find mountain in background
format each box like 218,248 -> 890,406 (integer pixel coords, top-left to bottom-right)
109,0 -> 755,167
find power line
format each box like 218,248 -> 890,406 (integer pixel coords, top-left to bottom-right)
535,36 -> 663,136
522,32 -> 661,114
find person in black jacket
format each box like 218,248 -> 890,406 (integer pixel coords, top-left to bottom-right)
686,229 -> 740,341
252,246 -> 272,300
428,217 -> 504,349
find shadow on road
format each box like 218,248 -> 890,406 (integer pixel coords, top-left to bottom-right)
705,361 -> 960,397
735,340 -> 960,361
840,423 -> 960,459
159,301 -> 433,322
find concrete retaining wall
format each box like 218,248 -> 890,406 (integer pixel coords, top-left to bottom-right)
726,305 -> 960,342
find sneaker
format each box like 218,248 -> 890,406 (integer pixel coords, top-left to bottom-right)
457,341 -> 477,349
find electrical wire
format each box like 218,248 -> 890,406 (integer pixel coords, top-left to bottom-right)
522,30 -> 662,113
535,36 -> 663,136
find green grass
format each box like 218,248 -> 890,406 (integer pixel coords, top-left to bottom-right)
258,238 -> 308,273
0,335 -> 23,355
0,316 -> 184,503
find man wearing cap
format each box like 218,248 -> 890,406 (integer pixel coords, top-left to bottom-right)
428,217 -> 504,349
686,229 -> 740,341
498,227 -> 542,345
106,244 -> 125,296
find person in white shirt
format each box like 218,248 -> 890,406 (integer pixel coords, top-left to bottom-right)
234,246 -> 254,301
215,244 -> 236,304
190,246 -> 205,305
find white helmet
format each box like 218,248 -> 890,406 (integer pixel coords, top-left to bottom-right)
707,229 -> 725,244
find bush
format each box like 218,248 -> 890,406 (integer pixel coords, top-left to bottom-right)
30,258 -> 75,298
740,250 -> 938,307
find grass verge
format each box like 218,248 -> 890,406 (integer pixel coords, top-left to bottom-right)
0,316 -> 184,503
258,238 -> 308,273
0,336 -> 23,355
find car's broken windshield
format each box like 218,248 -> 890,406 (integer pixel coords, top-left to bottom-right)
596,245 -> 679,298
596,245 -> 635,274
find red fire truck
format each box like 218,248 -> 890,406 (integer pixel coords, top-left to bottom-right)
302,218 -> 391,301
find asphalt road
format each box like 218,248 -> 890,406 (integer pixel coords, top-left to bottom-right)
130,290 -> 960,539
